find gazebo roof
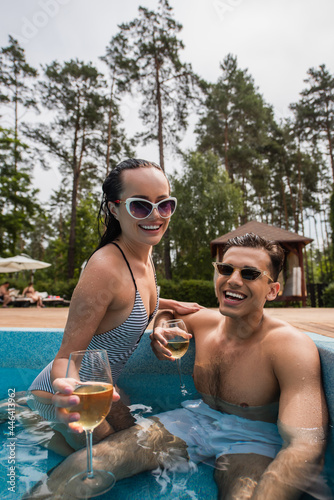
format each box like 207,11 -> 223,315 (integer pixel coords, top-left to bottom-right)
211,220 -> 313,254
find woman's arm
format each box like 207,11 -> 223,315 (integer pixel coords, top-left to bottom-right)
158,298 -> 203,315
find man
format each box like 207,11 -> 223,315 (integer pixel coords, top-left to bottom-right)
0,281 -> 12,307
28,234 -> 328,499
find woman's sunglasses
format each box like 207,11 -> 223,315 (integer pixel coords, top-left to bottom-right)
113,197 -> 177,220
212,262 -> 273,282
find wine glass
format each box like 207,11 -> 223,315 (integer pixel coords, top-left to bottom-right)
161,319 -> 189,396
65,349 -> 115,498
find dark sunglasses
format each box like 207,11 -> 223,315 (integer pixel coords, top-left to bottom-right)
212,262 -> 273,282
113,197 -> 177,220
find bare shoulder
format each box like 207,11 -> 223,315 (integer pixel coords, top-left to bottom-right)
263,313 -> 320,371
73,244 -> 123,300
178,308 -> 221,336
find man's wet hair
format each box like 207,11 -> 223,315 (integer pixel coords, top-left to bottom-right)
222,233 -> 285,282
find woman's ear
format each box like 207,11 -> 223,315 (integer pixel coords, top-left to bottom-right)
266,282 -> 280,302
108,202 -> 118,220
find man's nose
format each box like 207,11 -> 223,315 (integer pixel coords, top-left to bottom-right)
227,268 -> 243,284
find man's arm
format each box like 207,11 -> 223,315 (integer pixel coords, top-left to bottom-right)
253,329 -> 328,499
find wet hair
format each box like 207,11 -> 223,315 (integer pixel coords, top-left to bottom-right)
1,281 -> 10,286
222,232 -> 285,281
96,158 -> 167,250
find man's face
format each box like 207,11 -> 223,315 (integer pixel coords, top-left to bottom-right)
215,246 -> 276,320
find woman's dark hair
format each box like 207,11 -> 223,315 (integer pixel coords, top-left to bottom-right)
96,159 -> 166,250
222,233 -> 285,282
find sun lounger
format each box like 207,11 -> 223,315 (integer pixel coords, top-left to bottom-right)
42,297 -> 70,307
13,297 -> 34,307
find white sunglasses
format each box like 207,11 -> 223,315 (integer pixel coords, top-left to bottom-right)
113,197 -> 177,220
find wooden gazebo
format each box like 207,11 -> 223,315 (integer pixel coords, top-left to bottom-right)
210,221 -> 313,307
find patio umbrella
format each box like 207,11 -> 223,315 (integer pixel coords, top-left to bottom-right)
0,262 -> 21,273
0,255 -> 51,280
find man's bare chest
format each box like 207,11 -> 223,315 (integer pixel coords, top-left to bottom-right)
193,338 -> 279,406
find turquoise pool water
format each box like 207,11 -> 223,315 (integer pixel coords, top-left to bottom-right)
0,328 -> 333,499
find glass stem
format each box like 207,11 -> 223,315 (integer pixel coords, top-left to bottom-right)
176,359 -> 185,389
86,429 -> 94,478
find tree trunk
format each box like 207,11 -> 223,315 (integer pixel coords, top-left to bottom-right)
68,169 -> 80,279
325,101 -> 334,182
154,53 -> 171,278
281,178 -> 289,230
106,77 -> 115,176
67,115 -> 85,279
224,119 -> 229,176
155,54 -> 164,172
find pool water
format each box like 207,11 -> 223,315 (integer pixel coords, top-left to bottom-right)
0,369 -> 217,499
0,328 -> 334,499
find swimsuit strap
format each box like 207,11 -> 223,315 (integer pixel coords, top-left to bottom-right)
111,242 -> 137,291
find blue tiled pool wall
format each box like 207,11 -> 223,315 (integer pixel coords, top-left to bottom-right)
0,329 -> 333,420
0,328 -> 334,497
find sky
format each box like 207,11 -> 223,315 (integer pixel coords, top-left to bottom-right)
1,0 -> 334,206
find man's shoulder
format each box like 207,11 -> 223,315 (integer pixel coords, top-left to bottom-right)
263,313 -> 318,355
180,308 -> 221,334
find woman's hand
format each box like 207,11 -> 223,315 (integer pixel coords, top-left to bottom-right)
159,298 -> 204,315
149,326 -> 192,361
52,378 -> 120,433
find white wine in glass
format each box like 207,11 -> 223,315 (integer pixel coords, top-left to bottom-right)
161,319 -> 189,396
65,349 -> 115,498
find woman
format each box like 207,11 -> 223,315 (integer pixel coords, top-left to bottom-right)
23,283 -> 44,308
28,159 -> 199,449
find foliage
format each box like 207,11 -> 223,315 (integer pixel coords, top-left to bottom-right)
0,35 -> 38,133
0,127 -> 42,254
159,279 -> 217,307
262,120 -> 322,232
165,151 -> 242,280
24,59 -> 132,279
322,283 -> 334,307
195,54 -> 275,221
291,64 -> 334,183
0,37 -> 333,300
104,0 -> 202,169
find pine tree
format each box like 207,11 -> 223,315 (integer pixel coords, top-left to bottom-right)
195,54 -> 275,222
25,59 -> 132,278
291,64 -> 334,182
103,0 -> 203,279
0,36 -> 38,171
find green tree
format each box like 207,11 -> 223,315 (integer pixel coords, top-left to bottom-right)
104,0 -> 200,170
195,54 -> 275,222
168,151 -> 242,280
261,120 -> 321,232
104,0 -> 202,278
291,64 -> 334,182
0,127 -> 42,254
0,36 -> 38,170
25,59 -> 132,278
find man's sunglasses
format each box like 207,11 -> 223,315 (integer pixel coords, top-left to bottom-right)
212,262 -> 273,282
113,197 -> 177,220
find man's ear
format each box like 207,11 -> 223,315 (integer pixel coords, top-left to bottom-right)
108,202 -> 118,219
266,282 -> 280,302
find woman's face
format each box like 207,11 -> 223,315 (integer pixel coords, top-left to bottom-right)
110,167 -> 172,247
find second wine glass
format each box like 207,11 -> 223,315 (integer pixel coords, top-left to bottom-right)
161,319 -> 189,396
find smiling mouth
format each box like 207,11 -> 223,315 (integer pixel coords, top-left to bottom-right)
224,291 -> 247,302
139,224 -> 162,231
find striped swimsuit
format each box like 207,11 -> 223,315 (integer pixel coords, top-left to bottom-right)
29,243 -> 159,393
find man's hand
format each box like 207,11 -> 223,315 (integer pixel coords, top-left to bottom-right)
150,326 -> 192,361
